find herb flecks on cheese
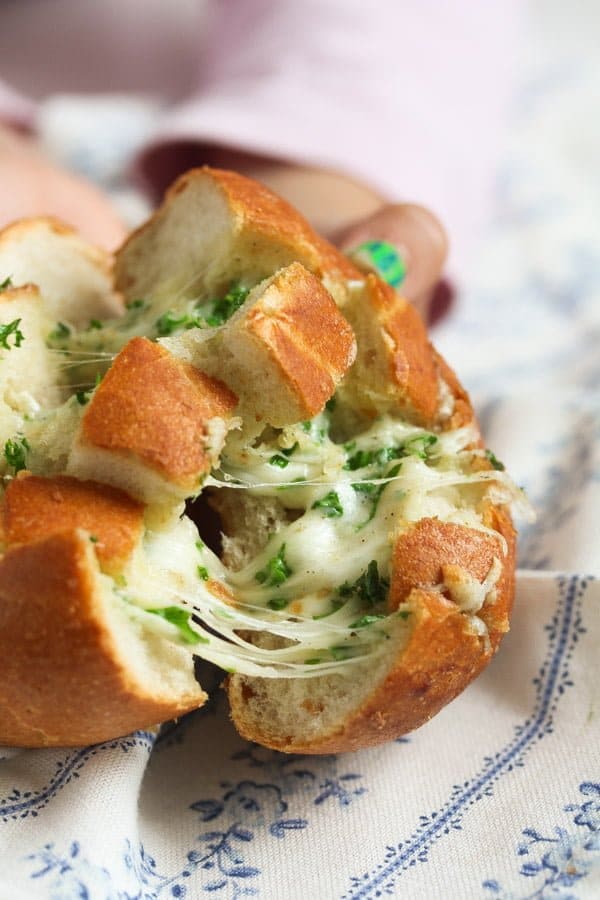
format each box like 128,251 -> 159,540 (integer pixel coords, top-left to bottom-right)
0,319 -> 25,351
12,256 -> 525,681
255,544 -> 292,588
3,436 -> 29,473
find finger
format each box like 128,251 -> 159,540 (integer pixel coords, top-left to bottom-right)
42,173 -> 128,251
336,203 -> 448,305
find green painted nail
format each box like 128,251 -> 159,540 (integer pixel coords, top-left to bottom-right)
348,240 -> 407,288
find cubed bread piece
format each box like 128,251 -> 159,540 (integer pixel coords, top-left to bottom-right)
227,588 -> 495,754
0,284 -> 63,449
389,515 -> 514,645
338,275 -> 442,426
227,510 -> 515,754
188,262 -> 356,428
0,218 -> 121,327
115,167 -> 361,310
68,337 -> 238,506
0,530 -> 205,747
0,473 -> 144,576
432,349 -> 477,431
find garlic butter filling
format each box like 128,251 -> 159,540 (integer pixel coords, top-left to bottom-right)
110,409 -> 524,679
1,274 -> 529,680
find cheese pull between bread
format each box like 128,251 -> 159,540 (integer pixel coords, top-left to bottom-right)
0,168 -> 526,750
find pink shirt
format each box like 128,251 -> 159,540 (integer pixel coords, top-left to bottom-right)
0,0 -> 521,273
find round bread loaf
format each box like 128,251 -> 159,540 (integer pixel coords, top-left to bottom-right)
0,169 -> 523,749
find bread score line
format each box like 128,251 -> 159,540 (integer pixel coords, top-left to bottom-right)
0,168 -> 529,751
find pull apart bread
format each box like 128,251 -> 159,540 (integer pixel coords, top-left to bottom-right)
0,169 -> 525,751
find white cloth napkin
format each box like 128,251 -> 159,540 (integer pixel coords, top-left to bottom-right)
2,2 -> 599,897
1,574 -> 598,900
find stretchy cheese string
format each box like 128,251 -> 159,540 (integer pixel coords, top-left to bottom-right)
27,270 -> 531,680
126,551 -> 504,678
127,585 -> 401,678
206,467 -> 531,518
47,350 -> 116,357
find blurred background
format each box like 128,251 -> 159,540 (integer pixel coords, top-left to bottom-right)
0,0 -> 598,568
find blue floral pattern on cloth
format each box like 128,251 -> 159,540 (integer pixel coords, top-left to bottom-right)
343,576 -> 589,899
483,783 -> 600,899
0,733 -> 155,823
23,741 -> 368,898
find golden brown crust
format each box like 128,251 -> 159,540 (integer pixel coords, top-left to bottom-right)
0,172 -> 518,754
182,167 -> 361,284
231,588 -> 495,754
0,217 -> 109,271
81,337 -> 238,487
229,514 -> 516,754
478,504 -> 516,646
1,473 -> 144,575
310,589 -> 494,753
339,275 -> 443,427
432,349 -> 477,431
367,276 -> 440,425
0,531 -> 205,747
243,262 -> 356,418
309,515 -> 516,753
389,517 -> 506,606
114,167 -> 362,301
0,217 -> 123,321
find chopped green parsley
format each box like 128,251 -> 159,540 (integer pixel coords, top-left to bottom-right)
75,372 -> 102,406
329,644 -> 356,661
344,434 -> 438,471
352,463 -> 402,528
267,596 -> 289,611
203,282 -> 250,326
0,318 -> 24,350
155,310 -> 195,337
349,613 -> 386,629
313,597 -> 346,619
312,491 -> 343,518
269,454 -> 290,468
339,560 -> 389,608
75,389 -> 90,406
48,321 -> 71,343
300,419 -> 327,443
3,436 -> 29,473
147,606 -> 208,644
269,444 -> 298,468
485,449 -> 506,471
255,544 -> 292,588
402,433 -> 438,459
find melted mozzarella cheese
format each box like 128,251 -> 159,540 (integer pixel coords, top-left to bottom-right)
113,413 -> 525,678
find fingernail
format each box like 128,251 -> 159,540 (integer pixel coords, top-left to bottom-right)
347,240 -> 407,288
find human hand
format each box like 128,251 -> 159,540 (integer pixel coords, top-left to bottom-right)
335,203 -> 452,325
0,125 -> 126,250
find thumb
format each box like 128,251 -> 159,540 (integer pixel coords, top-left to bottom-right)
335,203 -> 452,323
